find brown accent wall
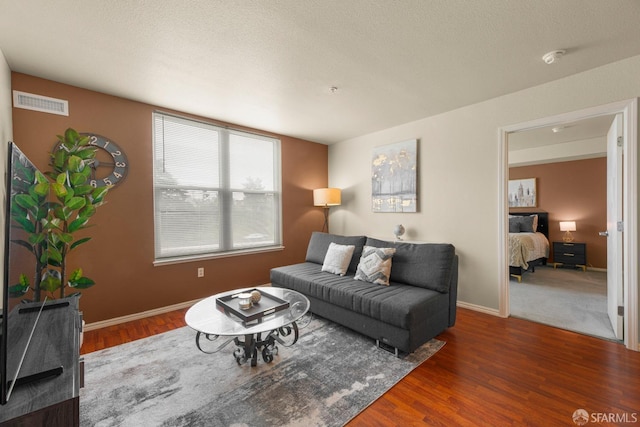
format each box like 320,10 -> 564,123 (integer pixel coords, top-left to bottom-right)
510,157 -> 607,268
10,72 -> 328,323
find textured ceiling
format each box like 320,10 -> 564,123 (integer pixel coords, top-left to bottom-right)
1,0 -> 640,144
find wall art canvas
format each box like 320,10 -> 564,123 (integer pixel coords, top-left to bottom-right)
371,139 -> 417,212
508,178 -> 537,207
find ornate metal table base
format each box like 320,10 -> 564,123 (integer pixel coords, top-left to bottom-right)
233,323 -> 299,366
194,315 -> 311,366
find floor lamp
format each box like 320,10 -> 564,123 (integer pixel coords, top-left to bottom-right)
313,188 -> 341,232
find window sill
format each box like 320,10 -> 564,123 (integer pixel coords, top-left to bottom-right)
153,245 -> 285,266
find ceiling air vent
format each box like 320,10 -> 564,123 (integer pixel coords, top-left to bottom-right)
13,90 -> 69,116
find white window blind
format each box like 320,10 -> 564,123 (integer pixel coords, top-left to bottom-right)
152,112 -> 282,261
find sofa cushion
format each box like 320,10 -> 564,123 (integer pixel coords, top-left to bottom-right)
270,262 -> 446,330
364,237 -> 455,293
305,232 -> 366,273
321,242 -> 355,276
354,246 -> 396,285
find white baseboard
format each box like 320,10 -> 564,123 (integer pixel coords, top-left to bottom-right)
457,300 -> 502,317
83,299 -> 202,332
83,284 -> 274,332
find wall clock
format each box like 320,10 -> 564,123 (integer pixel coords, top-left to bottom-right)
83,133 -> 128,188
54,133 -> 129,188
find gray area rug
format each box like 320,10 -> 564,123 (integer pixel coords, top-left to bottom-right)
510,266 -> 617,340
80,316 -> 444,426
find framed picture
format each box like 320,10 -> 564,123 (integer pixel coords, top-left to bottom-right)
508,178 -> 536,207
371,139 -> 417,212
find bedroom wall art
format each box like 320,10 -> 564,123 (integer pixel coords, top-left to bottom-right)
508,177 -> 536,207
371,139 -> 417,212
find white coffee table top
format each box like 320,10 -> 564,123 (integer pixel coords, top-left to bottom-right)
185,287 -> 309,337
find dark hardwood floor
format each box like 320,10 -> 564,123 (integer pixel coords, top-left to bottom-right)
81,307 -> 640,426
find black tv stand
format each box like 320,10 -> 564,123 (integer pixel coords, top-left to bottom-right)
0,297 -> 81,427
18,300 -> 69,314
8,366 -> 63,389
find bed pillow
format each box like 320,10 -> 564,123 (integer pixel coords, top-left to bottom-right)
354,246 -> 396,286
517,215 -> 535,232
321,242 -> 356,276
520,215 -> 538,233
509,215 -> 535,232
509,217 -> 521,232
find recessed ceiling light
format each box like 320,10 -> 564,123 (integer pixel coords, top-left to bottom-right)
329,86 -> 339,93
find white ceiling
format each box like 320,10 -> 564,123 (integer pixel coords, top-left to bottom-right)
508,114 -> 615,151
2,1 -> 640,144
507,114 -> 615,166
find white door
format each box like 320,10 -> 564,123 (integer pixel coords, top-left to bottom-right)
606,114 -> 624,340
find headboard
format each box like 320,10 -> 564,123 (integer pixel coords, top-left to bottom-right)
509,211 -> 549,239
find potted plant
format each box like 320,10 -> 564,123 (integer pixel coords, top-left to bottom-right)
9,128 -> 110,301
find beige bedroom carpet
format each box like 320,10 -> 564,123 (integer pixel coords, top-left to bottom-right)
510,265 -> 617,341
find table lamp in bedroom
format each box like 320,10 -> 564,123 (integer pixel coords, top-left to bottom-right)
560,221 -> 576,242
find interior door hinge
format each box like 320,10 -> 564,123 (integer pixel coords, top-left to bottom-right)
618,306 -> 624,316
617,221 -> 624,232
617,136 -> 623,147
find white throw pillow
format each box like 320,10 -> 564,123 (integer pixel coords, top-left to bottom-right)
354,246 -> 396,286
321,242 -> 356,276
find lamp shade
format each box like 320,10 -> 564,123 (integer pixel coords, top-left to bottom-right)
559,221 -> 576,232
313,188 -> 341,207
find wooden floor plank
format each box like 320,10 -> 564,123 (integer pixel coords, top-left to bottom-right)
81,307 -> 640,426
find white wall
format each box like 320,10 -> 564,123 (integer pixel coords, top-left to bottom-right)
329,54 -> 640,317
0,48 -> 12,310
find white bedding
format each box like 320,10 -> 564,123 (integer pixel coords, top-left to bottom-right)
509,232 -> 550,270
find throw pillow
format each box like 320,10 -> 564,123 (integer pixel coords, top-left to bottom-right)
355,246 -> 396,285
321,242 -> 356,276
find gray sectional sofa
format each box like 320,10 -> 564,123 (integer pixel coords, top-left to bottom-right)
270,232 -> 458,354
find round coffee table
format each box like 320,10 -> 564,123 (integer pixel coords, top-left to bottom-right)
185,287 -> 310,366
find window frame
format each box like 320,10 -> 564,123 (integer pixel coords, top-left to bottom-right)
152,111 -> 283,265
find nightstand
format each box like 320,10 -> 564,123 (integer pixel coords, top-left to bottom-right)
552,242 -> 587,271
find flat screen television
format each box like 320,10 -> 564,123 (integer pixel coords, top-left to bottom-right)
0,142 -> 49,405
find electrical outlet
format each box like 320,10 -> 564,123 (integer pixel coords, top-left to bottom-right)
197,267 -> 205,278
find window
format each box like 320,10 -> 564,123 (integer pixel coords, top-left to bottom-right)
152,112 -> 282,261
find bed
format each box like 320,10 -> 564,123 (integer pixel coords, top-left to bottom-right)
509,212 -> 550,282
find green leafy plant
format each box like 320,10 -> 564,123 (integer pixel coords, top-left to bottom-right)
9,128 -> 110,301
8,162 -> 50,301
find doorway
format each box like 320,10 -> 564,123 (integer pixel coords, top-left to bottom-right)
498,99 -> 639,351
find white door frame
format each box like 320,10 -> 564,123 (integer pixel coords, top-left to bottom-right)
498,98 -> 638,352
606,114 -> 624,339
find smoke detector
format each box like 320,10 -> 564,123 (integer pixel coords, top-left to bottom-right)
542,50 -> 566,65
